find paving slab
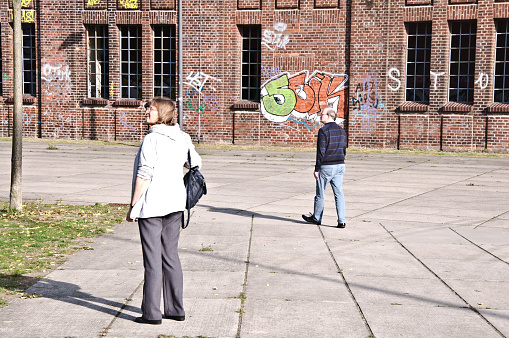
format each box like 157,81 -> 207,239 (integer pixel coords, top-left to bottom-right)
361,304 -> 502,338
1,141 -> 509,337
240,299 -> 370,338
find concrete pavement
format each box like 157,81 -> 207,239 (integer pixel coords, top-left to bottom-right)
0,140 -> 508,337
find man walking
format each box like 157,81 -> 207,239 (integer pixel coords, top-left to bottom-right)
302,107 -> 347,228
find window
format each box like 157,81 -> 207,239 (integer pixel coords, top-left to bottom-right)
22,23 -> 36,96
406,22 -> 431,104
0,38 -> 2,96
239,25 -> 261,101
449,21 -> 476,104
495,20 -> 509,103
120,25 -> 142,99
153,25 -> 176,99
87,25 -> 109,99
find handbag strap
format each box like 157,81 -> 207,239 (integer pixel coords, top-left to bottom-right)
182,149 -> 191,229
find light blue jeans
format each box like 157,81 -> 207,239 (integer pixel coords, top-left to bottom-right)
313,164 -> 346,224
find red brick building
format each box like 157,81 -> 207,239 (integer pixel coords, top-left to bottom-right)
1,0 -> 509,152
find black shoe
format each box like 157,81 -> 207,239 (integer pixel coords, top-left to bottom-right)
164,315 -> 185,321
134,317 -> 162,325
337,222 -> 346,228
302,214 -> 321,225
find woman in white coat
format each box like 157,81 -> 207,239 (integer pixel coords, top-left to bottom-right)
126,97 -> 201,325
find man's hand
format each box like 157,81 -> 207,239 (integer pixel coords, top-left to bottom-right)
314,171 -> 319,180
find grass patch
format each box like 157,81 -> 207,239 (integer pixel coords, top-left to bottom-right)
199,244 -> 214,252
0,201 -> 127,307
0,137 -> 140,147
2,138 -> 508,158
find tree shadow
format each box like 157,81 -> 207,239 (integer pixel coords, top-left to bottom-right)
59,32 -> 84,50
0,273 -> 43,304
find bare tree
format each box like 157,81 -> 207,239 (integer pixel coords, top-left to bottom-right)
10,0 -> 23,211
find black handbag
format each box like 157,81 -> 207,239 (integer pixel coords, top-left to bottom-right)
182,149 -> 207,229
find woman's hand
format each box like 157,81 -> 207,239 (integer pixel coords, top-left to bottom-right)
126,206 -> 134,222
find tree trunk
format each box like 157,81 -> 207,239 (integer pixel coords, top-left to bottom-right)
10,0 -> 23,211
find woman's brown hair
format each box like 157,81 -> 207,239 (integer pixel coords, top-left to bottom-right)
150,97 -> 176,126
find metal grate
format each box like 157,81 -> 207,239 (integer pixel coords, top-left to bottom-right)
239,25 -> 261,102
22,23 -> 36,96
87,25 -> 109,99
153,25 -> 176,99
405,22 -> 431,104
120,25 -> 142,99
494,20 -> 509,103
449,21 -> 476,104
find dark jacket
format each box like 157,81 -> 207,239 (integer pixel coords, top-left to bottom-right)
315,122 -> 347,172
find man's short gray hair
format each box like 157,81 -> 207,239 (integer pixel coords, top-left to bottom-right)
323,107 -> 337,120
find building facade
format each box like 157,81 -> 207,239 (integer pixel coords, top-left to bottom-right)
1,0 -> 509,151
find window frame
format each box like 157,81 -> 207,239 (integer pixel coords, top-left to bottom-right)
448,21 -> 477,104
119,25 -> 142,100
22,23 -> 36,96
239,25 -> 261,102
0,36 -> 2,97
494,20 -> 509,103
405,22 -> 432,104
153,25 -> 176,99
87,25 -> 109,99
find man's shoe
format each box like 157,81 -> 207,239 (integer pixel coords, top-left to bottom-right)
337,222 -> 346,228
164,315 -> 185,321
134,317 -> 162,325
302,214 -> 321,225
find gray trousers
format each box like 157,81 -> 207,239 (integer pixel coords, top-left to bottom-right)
138,212 -> 184,320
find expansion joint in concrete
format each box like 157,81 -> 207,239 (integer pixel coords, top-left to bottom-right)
235,214 -> 254,338
379,222 -> 506,338
98,279 -> 144,337
474,209 -> 509,230
317,224 -> 375,337
350,167 -> 503,221
449,227 -> 509,266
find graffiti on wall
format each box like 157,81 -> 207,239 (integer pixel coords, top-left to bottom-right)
86,0 -> 101,6
11,10 -> 35,23
183,71 -> 222,116
351,71 -> 385,131
42,63 -> 72,98
184,71 -> 221,93
260,70 -> 349,125
119,0 -> 138,9
51,113 -> 74,138
388,67 -> 491,91
475,73 -> 489,90
262,23 -> 290,52
42,64 -> 71,82
119,112 -> 137,132
3,107 -> 32,126
261,65 -> 283,78
387,68 -> 401,92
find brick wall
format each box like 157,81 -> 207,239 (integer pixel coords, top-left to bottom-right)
0,0 -> 508,152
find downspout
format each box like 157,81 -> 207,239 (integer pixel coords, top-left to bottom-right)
178,0 -> 183,128
484,115 -> 488,150
344,0 -> 352,147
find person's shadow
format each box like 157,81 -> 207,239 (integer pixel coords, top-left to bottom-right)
25,278 -> 140,321
201,204 -> 339,227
